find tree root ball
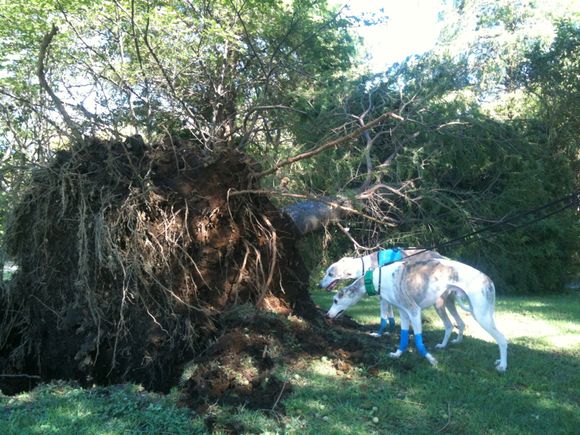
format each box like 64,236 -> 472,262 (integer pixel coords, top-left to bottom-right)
0,135 -> 315,393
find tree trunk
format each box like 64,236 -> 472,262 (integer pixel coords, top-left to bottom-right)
282,195 -> 354,235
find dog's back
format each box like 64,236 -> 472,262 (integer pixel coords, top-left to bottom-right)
402,249 -> 445,262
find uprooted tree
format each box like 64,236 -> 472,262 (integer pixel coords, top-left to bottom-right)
0,134 -> 315,391
0,0 -> 394,400
0,0 -> 578,406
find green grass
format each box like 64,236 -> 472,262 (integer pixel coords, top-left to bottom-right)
295,291 -> 580,434
0,383 -> 205,434
2,292 -> 579,434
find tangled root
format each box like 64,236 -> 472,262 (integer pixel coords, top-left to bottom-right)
1,136 -> 313,392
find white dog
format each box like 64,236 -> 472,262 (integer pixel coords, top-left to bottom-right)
320,249 -> 466,347
326,258 -> 508,372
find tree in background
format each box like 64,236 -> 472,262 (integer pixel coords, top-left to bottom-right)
277,0 -> 579,293
0,0 -> 578,293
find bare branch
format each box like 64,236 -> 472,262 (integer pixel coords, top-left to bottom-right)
37,24 -> 82,141
142,18 -> 206,138
255,111 -> 404,178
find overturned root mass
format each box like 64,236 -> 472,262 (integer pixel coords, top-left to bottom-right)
0,136 -> 314,393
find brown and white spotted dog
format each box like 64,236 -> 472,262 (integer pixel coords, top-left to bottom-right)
320,249 -> 466,347
326,258 -> 508,372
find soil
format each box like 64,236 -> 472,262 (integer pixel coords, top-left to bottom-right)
0,136 -> 309,390
178,304 -> 391,414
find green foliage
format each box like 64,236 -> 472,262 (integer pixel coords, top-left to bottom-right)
0,0 -> 577,295
0,0 -> 357,144
295,2 -> 579,295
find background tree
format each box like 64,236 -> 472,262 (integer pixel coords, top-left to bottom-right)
275,0 -> 579,292
0,0 -> 578,294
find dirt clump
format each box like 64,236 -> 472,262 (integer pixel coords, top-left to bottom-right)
178,303 -> 392,415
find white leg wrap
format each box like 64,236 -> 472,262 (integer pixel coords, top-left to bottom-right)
388,349 -> 403,359
425,353 -> 438,366
495,359 -> 507,372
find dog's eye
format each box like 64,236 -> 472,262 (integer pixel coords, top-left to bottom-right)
333,297 -> 337,304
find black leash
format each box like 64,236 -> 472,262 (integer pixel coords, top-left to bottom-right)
402,190 -> 579,260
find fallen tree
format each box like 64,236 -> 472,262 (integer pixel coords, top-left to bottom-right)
0,135 -> 316,394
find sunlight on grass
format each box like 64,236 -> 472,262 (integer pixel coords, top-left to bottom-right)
494,312 -> 580,349
312,289 -> 580,352
2,292 -> 578,434
310,358 -> 339,377
0,382 -> 203,434
307,289 -> 580,433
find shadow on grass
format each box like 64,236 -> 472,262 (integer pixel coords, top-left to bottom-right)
282,330 -> 579,434
301,290 -> 579,434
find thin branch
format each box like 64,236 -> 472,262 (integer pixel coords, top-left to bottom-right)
336,222 -> 370,251
356,182 -> 414,201
37,24 -> 82,141
271,379 -> 288,411
255,111 -> 404,178
142,18 -> 204,135
0,373 -> 41,379
436,402 -> 452,433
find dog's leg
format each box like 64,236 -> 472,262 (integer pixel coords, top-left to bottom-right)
386,303 -> 396,332
434,305 -> 453,349
388,309 -> 437,365
370,299 -> 394,337
469,293 -> 508,372
388,309 -> 410,359
408,310 -> 438,366
446,298 -> 465,344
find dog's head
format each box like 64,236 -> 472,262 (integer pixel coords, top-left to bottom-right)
319,257 -> 362,291
326,277 -> 366,319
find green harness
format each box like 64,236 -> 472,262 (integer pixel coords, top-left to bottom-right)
364,269 -> 379,296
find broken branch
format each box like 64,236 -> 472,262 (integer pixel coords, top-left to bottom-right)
255,111 -> 404,178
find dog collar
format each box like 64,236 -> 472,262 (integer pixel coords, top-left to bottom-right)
364,270 -> 377,296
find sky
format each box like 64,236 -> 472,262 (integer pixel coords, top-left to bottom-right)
330,0 -> 445,72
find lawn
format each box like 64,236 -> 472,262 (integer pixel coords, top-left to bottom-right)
1,291 -> 579,434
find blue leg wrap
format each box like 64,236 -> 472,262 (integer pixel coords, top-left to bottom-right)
388,317 -> 396,332
398,329 -> 409,352
377,318 -> 388,336
414,333 -> 429,357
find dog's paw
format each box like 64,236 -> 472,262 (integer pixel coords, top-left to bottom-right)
388,350 -> 402,359
369,332 -> 383,337
426,353 -> 438,366
451,337 -> 463,344
435,343 -> 447,349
